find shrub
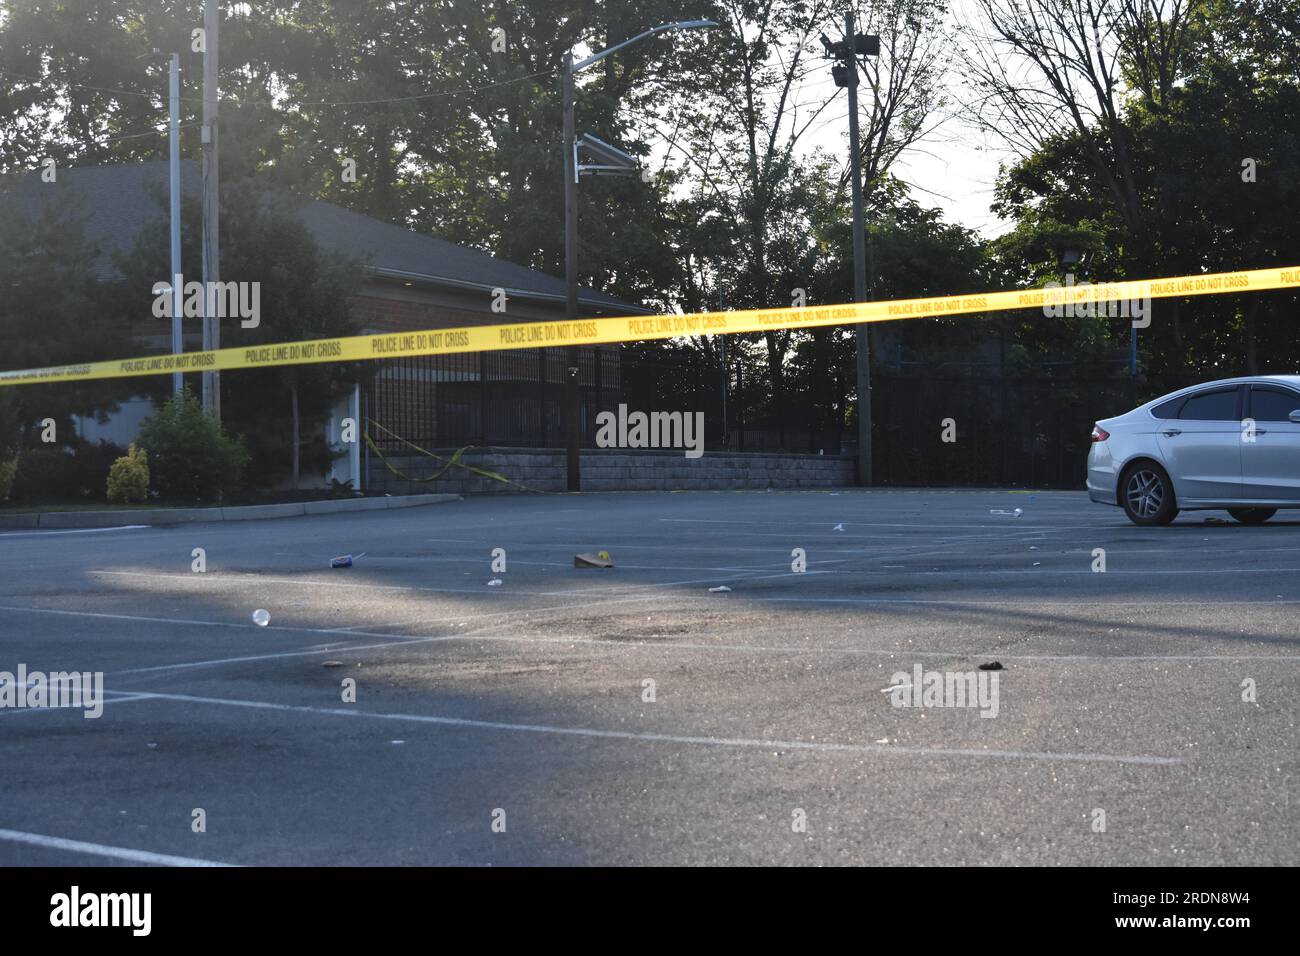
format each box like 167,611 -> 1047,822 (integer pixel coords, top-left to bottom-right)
137,389 -> 248,503
106,444 -> 149,504
0,457 -> 16,501
71,440 -> 127,499
9,446 -> 77,502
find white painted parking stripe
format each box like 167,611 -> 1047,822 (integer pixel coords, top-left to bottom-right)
115,690 -> 1183,766
0,827 -> 235,866
52,630 -> 1300,681
0,525 -> 150,537
112,636 -> 458,675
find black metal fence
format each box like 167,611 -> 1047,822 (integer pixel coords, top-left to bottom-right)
870,369 -> 1137,487
363,347 -> 620,452
364,346 -> 1137,488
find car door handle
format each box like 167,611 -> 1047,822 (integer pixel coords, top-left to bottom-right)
1162,428 -> 1182,436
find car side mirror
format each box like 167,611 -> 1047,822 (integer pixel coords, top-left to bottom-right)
1290,409 -> 1300,424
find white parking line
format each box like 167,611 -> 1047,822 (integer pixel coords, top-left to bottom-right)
0,827 -> 235,866
0,692 -> 157,716
32,628 -> 1297,681
107,690 -> 1184,766
0,525 -> 150,537
3,594 -> 1297,680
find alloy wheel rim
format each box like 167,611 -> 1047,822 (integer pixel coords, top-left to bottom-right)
1126,470 -> 1164,518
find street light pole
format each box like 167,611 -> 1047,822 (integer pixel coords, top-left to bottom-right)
844,13 -> 873,486
167,52 -> 183,398
823,18 -> 879,485
562,55 -> 581,491
845,18 -> 870,485
561,19 -> 716,492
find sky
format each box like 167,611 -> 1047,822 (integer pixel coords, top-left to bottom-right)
793,0 -> 1017,238
629,1 -> 1021,239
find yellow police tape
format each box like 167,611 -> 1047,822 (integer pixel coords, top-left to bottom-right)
364,419 -> 553,493
2,264 -> 1297,388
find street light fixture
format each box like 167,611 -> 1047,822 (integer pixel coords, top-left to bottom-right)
561,19 -> 717,491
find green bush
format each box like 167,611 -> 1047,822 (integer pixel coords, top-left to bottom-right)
71,440 -> 128,498
9,446 -> 77,502
7,441 -> 129,504
0,457 -> 16,501
137,389 -> 248,503
106,444 -> 149,504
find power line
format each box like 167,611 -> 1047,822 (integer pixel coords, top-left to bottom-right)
0,68 -> 203,104
290,69 -> 555,107
0,66 -> 555,110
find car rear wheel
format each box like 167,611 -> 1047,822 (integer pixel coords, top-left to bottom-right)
1121,463 -> 1179,526
1228,507 -> 1276,524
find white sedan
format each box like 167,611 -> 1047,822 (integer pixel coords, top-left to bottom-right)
1088,375 -> 1300,525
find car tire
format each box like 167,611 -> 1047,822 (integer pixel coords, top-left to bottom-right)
1228,507 -> 1276,525
1120,462 -> 1179,526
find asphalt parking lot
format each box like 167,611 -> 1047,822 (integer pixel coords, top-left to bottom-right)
0,489 -> 1296,866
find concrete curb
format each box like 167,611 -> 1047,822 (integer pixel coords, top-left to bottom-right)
0,493 -> 461,530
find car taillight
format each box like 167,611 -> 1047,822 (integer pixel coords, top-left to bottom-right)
1091,425 -> 1110,442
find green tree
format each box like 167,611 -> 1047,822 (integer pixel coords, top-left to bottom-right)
117,177 -> 365,490
0,189 -> 135,446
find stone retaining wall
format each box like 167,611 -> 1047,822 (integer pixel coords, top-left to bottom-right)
368,448 -> 856,495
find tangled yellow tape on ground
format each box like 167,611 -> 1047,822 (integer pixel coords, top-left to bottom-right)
2,265 -> 1297,388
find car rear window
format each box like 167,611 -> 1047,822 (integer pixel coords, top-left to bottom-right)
1178,388 -> 1238,421
1151,397 -> 1183,419
1250,387 -> 1300,422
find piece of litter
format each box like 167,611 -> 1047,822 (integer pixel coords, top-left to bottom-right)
252,609 -> 270,627
1028,546 -> 1039,551
487,578 -> 504,586
390,740 -> 405,746
832,523 -> 845,531
1032,562 -> 1041,566
875,737 -> 891,744
574,551 -> 614,568
322,660 -> 343,668
708,585 -> 732,593
146,743 -> 158,749
330,552 -> 366,569
978,661 -> 1004,671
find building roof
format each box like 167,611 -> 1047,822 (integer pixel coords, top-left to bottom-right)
4,161 -> 650,315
